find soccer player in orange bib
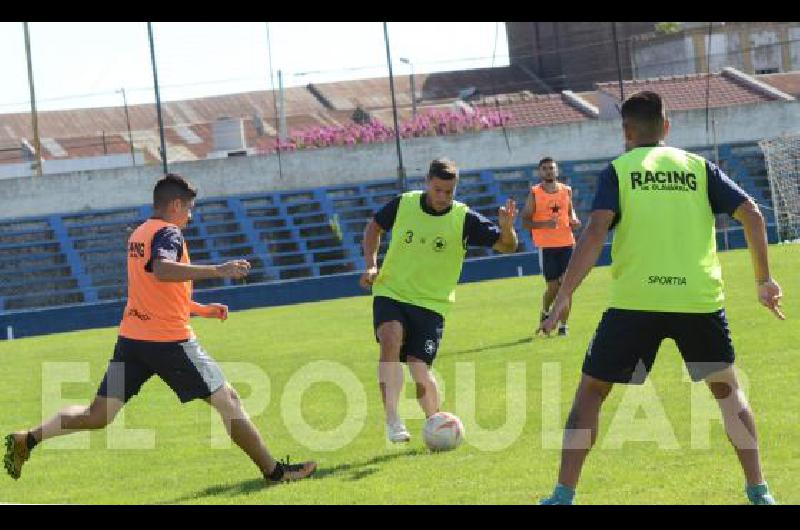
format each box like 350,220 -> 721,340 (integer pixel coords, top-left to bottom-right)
4,173 -> 316,485
521,157 -> 581,335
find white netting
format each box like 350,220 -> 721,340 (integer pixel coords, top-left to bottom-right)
759,134 -> 800,242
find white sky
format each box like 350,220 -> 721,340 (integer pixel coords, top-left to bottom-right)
0,22 -> 509,114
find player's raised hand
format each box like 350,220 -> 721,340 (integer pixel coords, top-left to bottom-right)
758,278 -> 785,320
359,266 -> 379,291
217,259 -> 251,279
498,198 -> 517,230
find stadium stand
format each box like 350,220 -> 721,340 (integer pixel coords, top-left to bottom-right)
0,141 -> 778,312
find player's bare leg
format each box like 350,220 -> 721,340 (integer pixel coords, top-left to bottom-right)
542,279 -> 560,322
557,374 -> 612,487
407,356 -> 440,418
704,366 -> 775,504
557,278 -> 571,335
5,396 -> 123,480
205,383 -> 315,482
377,321 -> 409,442
540,374 -> 613,504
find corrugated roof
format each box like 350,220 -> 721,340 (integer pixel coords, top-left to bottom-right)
0,86 -> 334,142
1,67 -> 789,165
476,93 -> 592,127
758,72 -> 800,98
595,72 -> 775,111
307,65 -> 545,111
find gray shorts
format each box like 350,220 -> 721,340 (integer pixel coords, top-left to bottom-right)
98,336 -> 225,403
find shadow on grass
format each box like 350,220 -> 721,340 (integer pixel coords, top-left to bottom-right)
445,336 -> 533,357
160,447 -> 425,504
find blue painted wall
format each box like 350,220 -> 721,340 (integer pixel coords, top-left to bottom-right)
2,249 -> 610,340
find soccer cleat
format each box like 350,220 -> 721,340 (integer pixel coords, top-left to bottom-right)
558,324 -> 569,336
266,456 -> 317,484
746,483 -> 777,505
539,484 -> 575,505
4,432 -> 30,480
387,420 -> 411,443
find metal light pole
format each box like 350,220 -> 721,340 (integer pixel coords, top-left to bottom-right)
400,57 -> 417,120
383,22 -> 407,192
22,22 -> 43,177
117,88 -> 136,167
611,22 -> 625,103
147,22 -> 168,175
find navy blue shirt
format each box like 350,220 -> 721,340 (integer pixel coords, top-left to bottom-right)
144,224 -> 184,272
592,157 -> 751,225
374,193 -> 501,248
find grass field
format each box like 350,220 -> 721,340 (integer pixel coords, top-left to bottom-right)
1,245 -> 798,505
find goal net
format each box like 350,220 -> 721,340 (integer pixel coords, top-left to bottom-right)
759,134 -> 800,242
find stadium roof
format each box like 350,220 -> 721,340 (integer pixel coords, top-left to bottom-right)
758,71 -> 800,99
595,69 -> 793,111
476,92 -> 595,127
1,67 -> 795,164
307,65 -> 547,111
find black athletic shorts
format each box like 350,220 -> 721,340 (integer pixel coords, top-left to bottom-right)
373,296 -> 444,365
97,336 -> 226,403
540,246 -> 574,281
582,308 -> 735,384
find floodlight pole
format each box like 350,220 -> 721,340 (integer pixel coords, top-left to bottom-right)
23,22 -> 43,177
611,22 -> 625,102
118,88 -> 136,167
148,22 -> 168,175
383,22 -> 407,192
400,57 -> 417,120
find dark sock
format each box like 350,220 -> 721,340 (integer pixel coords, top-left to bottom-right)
267,461 -> 284,481
26,431 -> 38,452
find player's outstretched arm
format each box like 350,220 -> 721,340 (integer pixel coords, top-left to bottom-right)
538,210 -> 614,336
190,301 -> 229,321
153,259 -> 251,282
493,198 -> 519,253
360,219 -> 383,290
733,199 -> 785,320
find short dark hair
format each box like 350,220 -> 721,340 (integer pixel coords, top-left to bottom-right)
538,157 -> 556,168
620,91 -> 666,137
153,173 -> 197,208
427,158 -> 459,181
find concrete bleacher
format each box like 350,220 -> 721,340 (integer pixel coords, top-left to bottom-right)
0,141 -> 778,312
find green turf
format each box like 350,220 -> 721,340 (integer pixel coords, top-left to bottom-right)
0,245 -> 797,504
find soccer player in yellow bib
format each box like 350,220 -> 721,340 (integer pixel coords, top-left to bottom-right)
360,158 -> 519,443
538,91 -> 785,505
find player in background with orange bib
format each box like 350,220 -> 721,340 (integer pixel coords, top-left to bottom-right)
521,157 -> 581,336
4,173 -> 316,485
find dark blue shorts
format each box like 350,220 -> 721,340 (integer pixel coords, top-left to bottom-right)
583,308 -> 735,384
97,337 -> 226,403
540,246 -> 573,282
373,296 -> 444,365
